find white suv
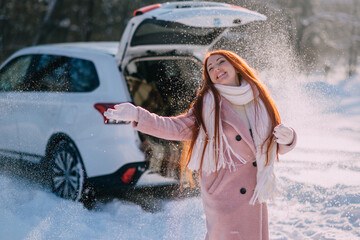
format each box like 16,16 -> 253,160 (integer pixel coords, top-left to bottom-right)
0,1 -> 266,202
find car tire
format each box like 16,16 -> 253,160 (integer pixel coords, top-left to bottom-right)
49,140 -> 86,201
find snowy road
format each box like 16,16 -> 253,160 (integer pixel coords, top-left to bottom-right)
1,73 -> 360,240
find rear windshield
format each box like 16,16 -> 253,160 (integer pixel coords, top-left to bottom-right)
131,19 -> 225,46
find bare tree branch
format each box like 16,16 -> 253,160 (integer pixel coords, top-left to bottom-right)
33,0 -> 61,45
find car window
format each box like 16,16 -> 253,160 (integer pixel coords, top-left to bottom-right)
131,19 -> 225,46
29,54 -> 70,92
0,55 -> 33,92
124,57 -> 202,116
69,57 -> 99,92
24,54 -> 99,92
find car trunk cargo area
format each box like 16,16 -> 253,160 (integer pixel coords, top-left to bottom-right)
124,56 -> 202,178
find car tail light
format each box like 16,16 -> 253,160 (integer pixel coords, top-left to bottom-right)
94,103 -> 127,124
133,3 -> 162,16
121,167 -> 136,184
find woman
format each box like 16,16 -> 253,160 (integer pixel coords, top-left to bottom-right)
104,50 -> 296,240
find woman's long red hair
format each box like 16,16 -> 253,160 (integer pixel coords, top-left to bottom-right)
180,50 -> 281,185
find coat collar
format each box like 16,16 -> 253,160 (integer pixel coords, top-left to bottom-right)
220,97 -> 257,154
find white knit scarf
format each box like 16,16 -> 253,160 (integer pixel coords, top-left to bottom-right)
187,81 -> 278,205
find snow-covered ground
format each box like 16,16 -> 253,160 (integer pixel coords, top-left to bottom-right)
1,69 -> 360,240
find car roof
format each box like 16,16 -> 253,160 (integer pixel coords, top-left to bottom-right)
18,42 -> 119,56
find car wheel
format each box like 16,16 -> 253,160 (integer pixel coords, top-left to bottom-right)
49,140 -> 85,201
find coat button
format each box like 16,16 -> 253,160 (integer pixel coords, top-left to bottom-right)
252,161 -> 257,167
240,188 -> 246,194
235,135 -> 242,141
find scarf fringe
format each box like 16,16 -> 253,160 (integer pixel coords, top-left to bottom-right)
249,164 -> 279,205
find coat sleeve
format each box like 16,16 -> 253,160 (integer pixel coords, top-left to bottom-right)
132,106 -> 195,141
278,128 -> 297,155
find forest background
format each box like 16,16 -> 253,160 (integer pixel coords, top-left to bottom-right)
1,0 -> 359,77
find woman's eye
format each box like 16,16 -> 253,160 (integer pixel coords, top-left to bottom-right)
219,60 -> 225,64
208,67 -> 213,72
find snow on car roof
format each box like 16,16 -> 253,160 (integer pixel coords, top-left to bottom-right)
21,42 -> 119,56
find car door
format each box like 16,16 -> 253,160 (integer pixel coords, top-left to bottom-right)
116,1 -> 267,66
0,55 -> 32,159
15,54 -> 65,163
140,2 -> 266,28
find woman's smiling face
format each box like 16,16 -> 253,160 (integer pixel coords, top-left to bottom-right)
206,54 -> 240,86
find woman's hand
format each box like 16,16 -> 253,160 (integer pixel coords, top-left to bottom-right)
273,124 -> 294,145
104,103 -> 139,123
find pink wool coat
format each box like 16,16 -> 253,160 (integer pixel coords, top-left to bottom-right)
133,97 -> 297,240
